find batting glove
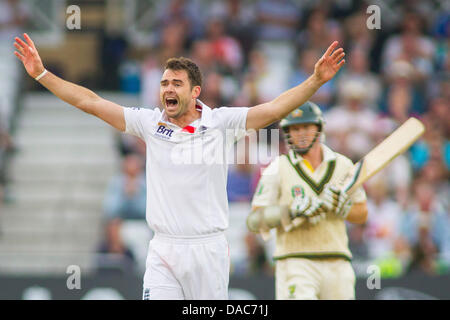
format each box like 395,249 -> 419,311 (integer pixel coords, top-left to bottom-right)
321,184 -> 352,219
290,194 -> 326,225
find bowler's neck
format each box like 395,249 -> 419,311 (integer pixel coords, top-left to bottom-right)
168,103 -> 201,128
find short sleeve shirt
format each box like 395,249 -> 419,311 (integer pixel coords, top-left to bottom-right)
124,100 -> 249,235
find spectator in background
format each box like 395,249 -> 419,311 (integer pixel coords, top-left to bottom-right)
227,137 -> 258,203
256,0 -> 300,43
412,112 -> 449,215
190,39 -> 219,78
204,17 -> 244,75
200,72 -> 225,108
381,10 -> 435,83
419,158 -> 449,217
235,50 -> 274,105
227,162 -> 255,203
0,115 -> 14,202
98,154 -> 149,272
410,110 -> 449,173
154,0 -> 203,44
432,8 -> 449,40
437,77 -> 450,102
336,47 -> 381,109
103,153 -> 146,220
157,21 -> 188,62
0,0 -> 25,205
425,97 -> 450,141
241,232 -> 273,276
200,17 -> 243,105
324,79 -> 378,161
343,5 -> 376,53
347,223 -> 370,262
399,180 -> 450,275
380,59 -> 426,119
141,22 -> 187,108
140,58 -> 164,109
190,38 -> 242,107
429,13 -> 449,100
289,48 -> 335,110
364,177 -> 403,261
99,26 -> 128,91
118,132 -> 146,160
0,0 -> 30,43
208,0 -> 257,65
296,8 -> 331,52
0,121 -> 14,156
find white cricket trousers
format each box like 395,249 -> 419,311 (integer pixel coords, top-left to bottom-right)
276,257 -> 356,300
142,232 -> 230,300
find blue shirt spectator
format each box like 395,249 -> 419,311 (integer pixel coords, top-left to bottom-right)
227,163 -> 254,202
256,0 -> 300,42
104,173 -> 146,220
103,154 -> 146,221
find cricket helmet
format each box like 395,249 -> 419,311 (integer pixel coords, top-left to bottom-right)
280,101 -> 324,155
280,101 -> 324,131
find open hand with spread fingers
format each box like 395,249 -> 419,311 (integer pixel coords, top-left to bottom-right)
313,41 -> 346,85
321,184 -> 353,219
13,33 -> 45,79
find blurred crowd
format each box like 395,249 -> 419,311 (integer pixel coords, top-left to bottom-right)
0,0 -> 448,279
110,0 -> 449,278
0,0 -> 26,205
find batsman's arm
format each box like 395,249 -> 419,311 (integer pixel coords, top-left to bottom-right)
345,202 -> 368,225
13,33 -> 125,132
246,41 -> 345,131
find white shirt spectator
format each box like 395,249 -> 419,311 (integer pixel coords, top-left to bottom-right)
324,104 -> 378,159
366,198 -> 403,260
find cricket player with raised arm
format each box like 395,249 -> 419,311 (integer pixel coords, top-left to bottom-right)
250,101 -> 368,299
13,33 -> 345,300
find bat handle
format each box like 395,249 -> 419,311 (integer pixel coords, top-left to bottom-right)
291,216 -> 306,227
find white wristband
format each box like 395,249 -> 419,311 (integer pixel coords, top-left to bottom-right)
35,69 -> 48,81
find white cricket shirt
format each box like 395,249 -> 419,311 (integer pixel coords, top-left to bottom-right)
124,100 -> 249,236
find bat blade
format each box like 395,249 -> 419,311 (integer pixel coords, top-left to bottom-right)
345,117 -> 425,195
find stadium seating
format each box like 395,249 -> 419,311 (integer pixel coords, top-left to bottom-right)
0,93 -> 138,275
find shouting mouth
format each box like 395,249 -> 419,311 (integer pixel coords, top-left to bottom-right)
165,97 -> 179,110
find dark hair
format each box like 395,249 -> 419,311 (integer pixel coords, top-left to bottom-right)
165,57 -> 203,88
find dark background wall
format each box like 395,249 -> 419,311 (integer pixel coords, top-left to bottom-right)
1,273 -> 448,300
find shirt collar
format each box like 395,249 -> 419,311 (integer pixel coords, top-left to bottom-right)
196,99 -> 212,128
288,144 -> 336,165
159,99 -> 212,128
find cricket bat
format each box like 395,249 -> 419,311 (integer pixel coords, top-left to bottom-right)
287,117 -> 425,228
343,117 -> 425,194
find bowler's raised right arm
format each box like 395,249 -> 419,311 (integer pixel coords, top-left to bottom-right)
14,33 -> 126,132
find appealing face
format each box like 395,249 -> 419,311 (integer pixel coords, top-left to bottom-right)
160,69 -> 200,119
287,123 -> 320,150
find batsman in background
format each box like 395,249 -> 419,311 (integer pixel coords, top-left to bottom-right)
251,101 -> 368,300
